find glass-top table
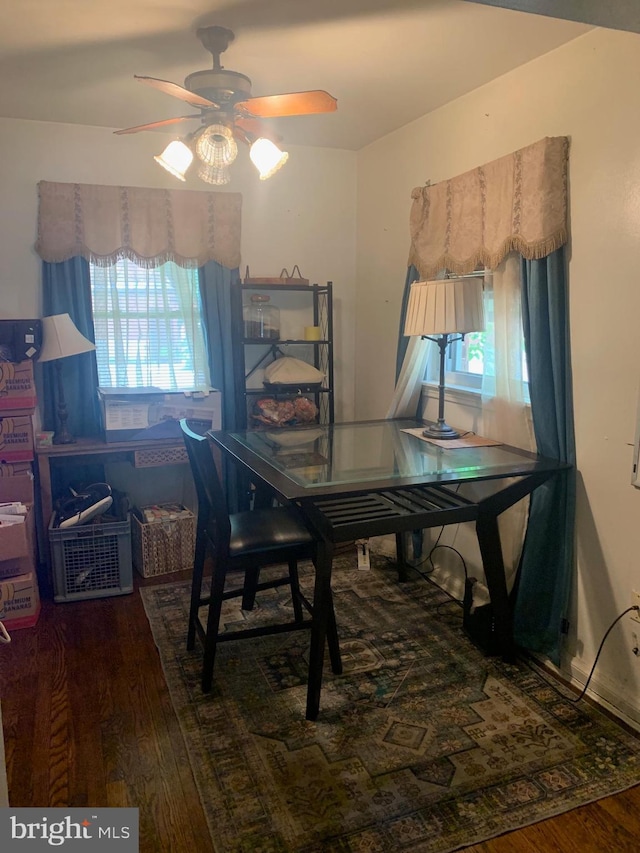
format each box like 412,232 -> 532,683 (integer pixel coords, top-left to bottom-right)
209,418 -> 571,720
210,418 -> 566,499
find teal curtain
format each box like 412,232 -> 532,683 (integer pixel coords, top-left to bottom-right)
41,257 -> 101,437
515,247 -> 576,665
198,261 -> 242,430
198,260 -> 246,510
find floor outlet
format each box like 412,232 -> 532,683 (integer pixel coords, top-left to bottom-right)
631,591 -> 640,623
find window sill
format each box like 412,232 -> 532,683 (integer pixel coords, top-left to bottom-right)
421,381 -> 482,407
421,381 -> 531,410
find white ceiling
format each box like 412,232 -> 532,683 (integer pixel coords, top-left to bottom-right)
0,0 -> 595,150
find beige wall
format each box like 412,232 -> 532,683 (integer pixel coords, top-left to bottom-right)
0,119 -> 358,420
356,27 -> 640,726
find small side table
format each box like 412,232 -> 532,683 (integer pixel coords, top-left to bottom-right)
34,435 -> 187,593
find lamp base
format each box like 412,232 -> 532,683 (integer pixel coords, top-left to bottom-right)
422,422 -> 461,440
53,429 -> 76,445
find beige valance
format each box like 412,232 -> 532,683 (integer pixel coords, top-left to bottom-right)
408,136 -> 568,278
35,181 -> 242,269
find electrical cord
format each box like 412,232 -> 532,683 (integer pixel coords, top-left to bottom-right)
569,605 -> 639,703
524,605 -> 640,705
410,543 -> 469,590
384,538 -> 640,706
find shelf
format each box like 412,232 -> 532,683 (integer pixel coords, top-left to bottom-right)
242,338 -> 329,345
238,283 -> 330,294
244,388 -> 332,396
232,281 -> 334,427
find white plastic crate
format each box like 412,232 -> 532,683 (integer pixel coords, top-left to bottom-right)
49,515 -> 133,602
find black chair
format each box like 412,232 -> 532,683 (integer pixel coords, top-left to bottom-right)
180,419 -> 342,693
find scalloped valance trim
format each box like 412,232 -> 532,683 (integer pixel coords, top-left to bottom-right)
407,137 -> 569,278
36,181 -> 242,270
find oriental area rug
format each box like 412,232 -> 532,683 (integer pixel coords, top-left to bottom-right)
141,557 -> 640,852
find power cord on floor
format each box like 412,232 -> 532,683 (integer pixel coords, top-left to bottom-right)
385,538 -> 640,706
525,605 -> 640,705
381,544 -> 467,622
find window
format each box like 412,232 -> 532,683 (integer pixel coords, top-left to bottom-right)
89,259 -> 211,390
443,288 -> 494,391
425,276 -> 529,395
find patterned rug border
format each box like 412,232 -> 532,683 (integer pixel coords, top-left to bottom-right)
140,561 -> 640,852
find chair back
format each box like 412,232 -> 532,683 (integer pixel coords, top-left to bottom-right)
180,419 -> 232,547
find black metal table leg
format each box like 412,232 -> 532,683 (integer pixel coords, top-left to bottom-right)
475,511 -> 515,662
395,532 -> 409,582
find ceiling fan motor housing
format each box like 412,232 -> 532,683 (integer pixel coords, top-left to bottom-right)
184,69 -> 252,107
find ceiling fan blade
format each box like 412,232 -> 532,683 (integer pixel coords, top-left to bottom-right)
114,115 -> 201,135
234,116 -> 282,142
235,90 -> 337,118
134,75 -> 220,109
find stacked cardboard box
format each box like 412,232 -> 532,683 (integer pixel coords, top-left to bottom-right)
0,360 -> 40,629
0,477 -> 40,629
0,360 -> 37,464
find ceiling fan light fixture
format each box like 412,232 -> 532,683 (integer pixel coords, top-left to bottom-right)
196,123 -> 238,167
154,139 -> 193,181
197,162 -> 232,186
249,137 -> 289,180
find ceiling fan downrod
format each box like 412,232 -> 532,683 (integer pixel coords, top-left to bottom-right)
196,25 -> 235,71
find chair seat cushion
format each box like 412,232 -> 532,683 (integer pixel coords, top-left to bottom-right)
229,507 -> 313,556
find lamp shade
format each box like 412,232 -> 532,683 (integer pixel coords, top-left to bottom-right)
38,313 -> 96,362
249,137 -> 289,180
404,277 -> 485,337
154,139 -> 193,181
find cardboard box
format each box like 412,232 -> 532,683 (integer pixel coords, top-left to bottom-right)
0,470 -> 34,504
0,477 -> 36,578
0,414 -> 34,462
0,571 -> 40,628
0,360 -> 37,414
0,510 -> 32,563
0,461 -> 33,479
98,387 -> 221,442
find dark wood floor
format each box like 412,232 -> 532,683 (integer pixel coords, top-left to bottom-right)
1,572 -> 639,853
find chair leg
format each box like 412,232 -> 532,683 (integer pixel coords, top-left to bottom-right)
201,564 -> 228,693
306,541 -> 333,721
326,587 -> 342,675
288,559 -> 304,622
187,531 -> 207,651
241,565 -> 260,610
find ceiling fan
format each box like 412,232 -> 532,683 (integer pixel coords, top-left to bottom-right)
115,25 -> 338,185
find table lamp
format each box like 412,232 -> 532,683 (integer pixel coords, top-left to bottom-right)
38,313 -> 96,445
404,277 -> 485,439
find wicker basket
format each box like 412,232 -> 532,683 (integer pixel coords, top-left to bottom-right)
131,504 -> 196,577
133,445 -> 188,468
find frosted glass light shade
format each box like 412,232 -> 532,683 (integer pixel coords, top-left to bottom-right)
154,140 -> 193,181
39,313 -> 96,362
404,277 -> 485,337
249,137 -> 289,180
